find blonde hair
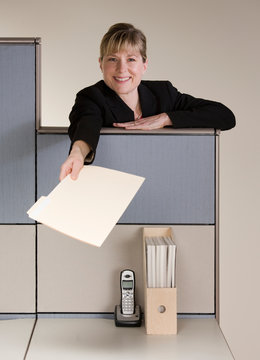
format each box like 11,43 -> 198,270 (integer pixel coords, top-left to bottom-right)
100,23 -> 147,62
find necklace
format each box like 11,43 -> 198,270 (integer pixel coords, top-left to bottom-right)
135,113 -> 142,120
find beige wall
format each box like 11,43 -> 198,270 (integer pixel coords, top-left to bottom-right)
1,0 -> 259,358
217,3 -> 260,358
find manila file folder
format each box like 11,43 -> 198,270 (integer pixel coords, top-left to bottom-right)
27,165 -> 145,247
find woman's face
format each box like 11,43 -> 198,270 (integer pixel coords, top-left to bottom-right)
99,47 -> 148,98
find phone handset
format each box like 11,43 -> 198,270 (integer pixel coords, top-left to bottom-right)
120,269 -> 135,315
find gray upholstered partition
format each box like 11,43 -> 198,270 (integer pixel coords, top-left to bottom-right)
37,133 -> 215,224
37,134 -> 70,195
95,134 -> 215,224
0,44 -> 35,223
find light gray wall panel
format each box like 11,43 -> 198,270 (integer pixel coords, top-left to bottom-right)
38,224 -> 214,313
95,135 -> 215,224
37,134 -> 215,224
0,225 -> 35,312
0,44 -> 35,223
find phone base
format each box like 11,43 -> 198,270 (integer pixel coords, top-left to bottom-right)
114,305 -> 142,327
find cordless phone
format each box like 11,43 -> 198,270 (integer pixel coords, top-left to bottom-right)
114,269 -> 142,327
120,269 -> 135,315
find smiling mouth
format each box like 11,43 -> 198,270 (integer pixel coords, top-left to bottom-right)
114,77 -> 131,82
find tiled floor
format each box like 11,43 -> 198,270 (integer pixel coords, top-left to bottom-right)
0,318 -> 234,359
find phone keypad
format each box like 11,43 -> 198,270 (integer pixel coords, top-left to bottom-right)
122,291 -> 134,314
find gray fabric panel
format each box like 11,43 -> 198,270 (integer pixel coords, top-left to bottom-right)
0,44 -> 35,223
37,134 -> 215,224
94,135 -> 215,224
37,135 -> 70,196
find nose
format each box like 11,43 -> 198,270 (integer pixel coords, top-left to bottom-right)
117,59 -> 127,72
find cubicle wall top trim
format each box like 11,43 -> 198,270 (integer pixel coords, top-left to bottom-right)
100,128 -> 217,135
37,127 -> 218,135
0,38 -> 40,44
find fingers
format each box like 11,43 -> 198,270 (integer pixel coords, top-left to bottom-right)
113,121 -> 145,129
113,122 -> 128,128
59,163 -> 71,182
59,158 -> 83,182
113,115 -> 164,130
70,159 -> 83,180
114,120 -> 155,130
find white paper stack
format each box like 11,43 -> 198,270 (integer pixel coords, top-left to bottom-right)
27,165 -> 145,247
145,236 -> 176,288
146,237 -> 156,288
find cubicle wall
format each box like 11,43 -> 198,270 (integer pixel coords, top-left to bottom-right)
37,134 -> 215,224
0,41 -> 36,314
0,40 -> 217,316
0,42 -> 35,223
37,131 -> 216,314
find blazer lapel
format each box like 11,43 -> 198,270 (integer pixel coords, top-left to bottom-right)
103,85 -> 134,123
138,82 -> 158,117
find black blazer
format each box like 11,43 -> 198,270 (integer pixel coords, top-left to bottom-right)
69,80 -> 235,157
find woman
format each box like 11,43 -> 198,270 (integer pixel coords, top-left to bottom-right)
60,23 -> 235,181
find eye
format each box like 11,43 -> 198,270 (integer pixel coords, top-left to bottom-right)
107,57 -> 117,62
128,58 -> 136,62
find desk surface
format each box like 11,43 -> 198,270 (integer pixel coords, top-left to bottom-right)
0,318 -> 35,359
25,318 -> 233,359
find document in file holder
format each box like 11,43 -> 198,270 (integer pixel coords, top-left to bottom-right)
27,165 -> 145,247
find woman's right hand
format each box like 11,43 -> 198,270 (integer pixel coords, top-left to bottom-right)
59,141 -> 90,181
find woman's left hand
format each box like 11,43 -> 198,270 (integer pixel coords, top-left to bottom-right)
113,113 -> 172,130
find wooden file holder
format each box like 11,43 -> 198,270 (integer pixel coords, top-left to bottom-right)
143,227 -> 177,335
